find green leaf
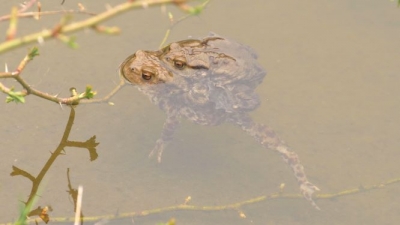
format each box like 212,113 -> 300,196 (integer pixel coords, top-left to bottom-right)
188,6 -> 203,15
28,47 -> 39,60
189,0 -> 210,15
5,89 -> 25,103
79,85 -> 97,99
83,85 -> 96,99
58,34 -> 79,49
67,36 -> 79,49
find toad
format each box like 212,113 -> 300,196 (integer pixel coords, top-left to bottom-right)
119,34 -> 320,209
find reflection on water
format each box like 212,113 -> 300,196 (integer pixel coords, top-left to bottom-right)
10,107 -> 98,224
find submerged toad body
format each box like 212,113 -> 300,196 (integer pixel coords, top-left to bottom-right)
120,34 -> 320,209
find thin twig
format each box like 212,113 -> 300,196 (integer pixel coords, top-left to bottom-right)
81,75 -> 127,104
18,0 -> 38,13
159,0 -> 210,48
0,47 -> 95,105
12,176 -> 400,224
0,9 -> 97,22
0,0 -> 195,54
0,0 -> 204,105
74,186 -> 83,225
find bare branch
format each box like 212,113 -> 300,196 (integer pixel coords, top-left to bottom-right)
0,0 -> 195,54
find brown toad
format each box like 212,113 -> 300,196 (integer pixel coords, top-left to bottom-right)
119,34 -> 320,209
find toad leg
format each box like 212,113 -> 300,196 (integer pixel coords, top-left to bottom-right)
231,114 -> 320,210
149,113 -> 181,163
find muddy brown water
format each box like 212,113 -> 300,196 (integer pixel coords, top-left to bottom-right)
1,0 -> 400,224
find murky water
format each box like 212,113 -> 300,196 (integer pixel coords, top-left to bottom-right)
1,0 -> 400,224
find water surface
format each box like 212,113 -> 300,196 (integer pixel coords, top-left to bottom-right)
1,0 -> 400,224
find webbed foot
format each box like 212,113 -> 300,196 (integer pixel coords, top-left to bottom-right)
300,182 -> 321,210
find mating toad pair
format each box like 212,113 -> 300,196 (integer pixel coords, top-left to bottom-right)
119,34 -> 320,209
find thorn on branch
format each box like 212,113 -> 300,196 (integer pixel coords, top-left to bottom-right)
238,210 -> 246,219
183,196 -> 191,205
77,3 -> 85,11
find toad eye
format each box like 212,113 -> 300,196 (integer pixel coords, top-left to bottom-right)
174,60 -> 186,69
142,71 -> 153,80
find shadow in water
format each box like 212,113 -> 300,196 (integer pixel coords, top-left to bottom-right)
10,107 -> 98,224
